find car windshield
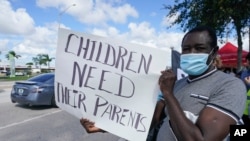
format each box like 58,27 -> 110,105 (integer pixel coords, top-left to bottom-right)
28,73 -> 54,83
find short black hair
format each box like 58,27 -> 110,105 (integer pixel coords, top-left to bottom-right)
246,52 -> 250,60
182,25 -> 218,48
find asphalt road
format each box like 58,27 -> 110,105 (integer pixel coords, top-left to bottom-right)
0,85 -> 121,141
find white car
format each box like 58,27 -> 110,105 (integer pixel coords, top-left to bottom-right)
15,72 -> 25,76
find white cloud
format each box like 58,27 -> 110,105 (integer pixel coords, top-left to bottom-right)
1,0 -> 248,68
37,0 -> 138,25
159,32 -> 184,48
0,39 -> 9,50
92,28 -> 109,37
12,38 -> 56,66
0,0 -> 35,35
90,21 -> 183,51
13,40 -> 48,55
2,25 -> 58,66
26,26 -> 57,47
128,22 -> 156,40
36,0 -> 65,8
161,12 -> 179,27
77,1 -> 138,25
107,3 -> 138,23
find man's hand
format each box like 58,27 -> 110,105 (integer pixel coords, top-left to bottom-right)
244,76 -> 250,85
80,118 -> 106,133
158,69 -> 177,98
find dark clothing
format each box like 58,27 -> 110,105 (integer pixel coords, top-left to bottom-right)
240,69 -> 250,90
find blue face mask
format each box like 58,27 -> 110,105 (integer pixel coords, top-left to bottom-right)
180,51 -> 213,76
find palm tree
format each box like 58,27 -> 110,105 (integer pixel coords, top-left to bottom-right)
42,54 -> 55,69
33,54 -> 48,69
5,50 -> 21,77
5,50 -> 21,60
32,57 -> 39,68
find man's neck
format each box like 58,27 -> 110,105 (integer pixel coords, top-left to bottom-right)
189,66 -> 216,80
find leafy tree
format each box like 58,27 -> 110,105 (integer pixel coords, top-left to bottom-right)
42,54 -> 55,69
32,54 -> 47,68
5,50 -> 21,60
164,0 -> 250,70
32,57 -> 39,68
26,62 -> 33,67
26,62 -> 33,75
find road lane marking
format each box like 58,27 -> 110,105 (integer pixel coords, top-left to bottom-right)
0,109 -> 62,130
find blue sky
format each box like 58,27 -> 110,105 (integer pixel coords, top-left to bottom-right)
0,0 -> 249,68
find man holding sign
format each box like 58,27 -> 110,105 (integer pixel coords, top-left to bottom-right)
157,26 -> 246,141
80,26 -> 247,141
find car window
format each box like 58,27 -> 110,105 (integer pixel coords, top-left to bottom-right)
46,76 -> 55,84
28,74 -> 54,83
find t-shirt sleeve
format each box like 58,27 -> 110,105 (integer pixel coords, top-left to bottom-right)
207,78 -> 246,122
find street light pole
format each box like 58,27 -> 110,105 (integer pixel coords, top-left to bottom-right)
58,3 -> 76,29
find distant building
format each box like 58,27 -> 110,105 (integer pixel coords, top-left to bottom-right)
0,65 -> 55,76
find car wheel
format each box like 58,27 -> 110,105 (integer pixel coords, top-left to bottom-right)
51,95 -> 57,107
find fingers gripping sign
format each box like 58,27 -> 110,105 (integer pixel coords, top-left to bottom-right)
158,69 -> 177,99
80,118 -> 106,133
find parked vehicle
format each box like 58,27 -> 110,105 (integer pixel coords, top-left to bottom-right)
15,72 -> 25,76
10,73 -> 57,107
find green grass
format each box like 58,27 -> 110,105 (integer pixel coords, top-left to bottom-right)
0,75 -> 35,81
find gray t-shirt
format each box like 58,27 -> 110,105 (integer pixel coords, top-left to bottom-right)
157,69 -> 246,141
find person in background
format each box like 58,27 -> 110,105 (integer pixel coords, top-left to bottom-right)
213,55 -> 223,70
242,90 -> 250,125
240,52 -> 250,125
157,26 -> 246,141
241,53 -> 250,90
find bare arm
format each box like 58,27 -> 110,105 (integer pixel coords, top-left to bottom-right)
150,99 -> 165,130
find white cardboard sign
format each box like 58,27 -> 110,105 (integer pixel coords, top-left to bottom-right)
55,28 -> 169,141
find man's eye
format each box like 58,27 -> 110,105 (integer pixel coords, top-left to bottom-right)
182,47 -> 190,51
196,47 -> 205,51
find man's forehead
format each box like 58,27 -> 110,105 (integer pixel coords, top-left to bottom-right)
182,31 -> 210,45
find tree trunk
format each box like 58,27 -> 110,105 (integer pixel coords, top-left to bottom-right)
235,24 -> 243,72
249,25 -> 250,51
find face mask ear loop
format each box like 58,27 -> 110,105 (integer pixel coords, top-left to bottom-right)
207,48 -> 215,67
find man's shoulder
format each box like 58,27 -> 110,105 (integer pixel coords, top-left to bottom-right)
214,71 -> 244,85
